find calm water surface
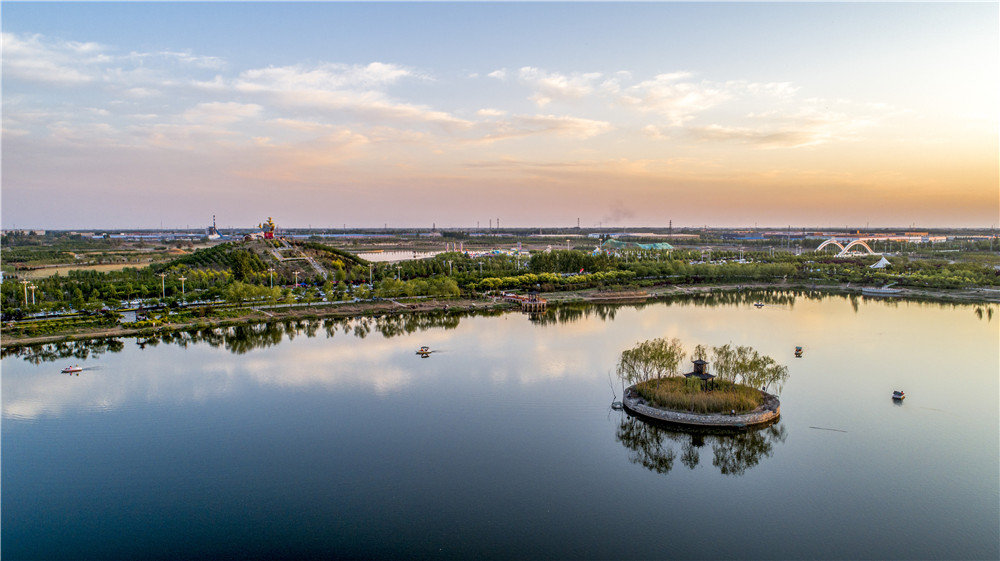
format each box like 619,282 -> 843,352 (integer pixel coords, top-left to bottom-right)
3,294 -> 998,559
356,250 -> 443,262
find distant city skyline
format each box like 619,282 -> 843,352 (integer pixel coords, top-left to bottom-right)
2,2 -> 997,229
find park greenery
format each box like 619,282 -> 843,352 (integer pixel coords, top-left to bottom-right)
617,338 -> 789,414
2,229 -> 999,336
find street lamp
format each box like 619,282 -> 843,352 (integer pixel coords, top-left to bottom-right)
178,276 -> 187,298
267,267 -> 275,288
20,279 -> 28,306
396,265 -> 401,280
158,273 -> 167,299
28,283 -> 36,305
293,271 -> 300,286
368,263 -> 373,285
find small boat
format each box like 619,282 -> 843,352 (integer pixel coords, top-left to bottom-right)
754,302 -> 765,308
61,365 -> 82,374
416,346 -> 430,354
794,346 -> 803,357
862,283 -> 902,296
892,390 -> 905,400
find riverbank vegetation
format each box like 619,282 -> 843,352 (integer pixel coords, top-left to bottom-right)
3,229 -> 998,340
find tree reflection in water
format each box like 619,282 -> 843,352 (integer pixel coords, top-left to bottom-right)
2,309 -> 496,363
615,413 -> 787,476
5,294 -> 990,363
1,338 -> 125,364
529,290 -> 845,326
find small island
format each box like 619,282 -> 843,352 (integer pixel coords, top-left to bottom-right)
617,339 -> 785,429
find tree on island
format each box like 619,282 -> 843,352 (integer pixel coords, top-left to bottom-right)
710,343 -> 789,393
616,337 -> 687,387
617,338 -> 788,394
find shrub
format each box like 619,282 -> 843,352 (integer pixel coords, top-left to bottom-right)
635,378 -> 763,414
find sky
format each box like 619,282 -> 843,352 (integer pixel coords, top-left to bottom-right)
2,2 -> 997,230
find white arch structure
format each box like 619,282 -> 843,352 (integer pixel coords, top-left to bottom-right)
815,239 -> 879,257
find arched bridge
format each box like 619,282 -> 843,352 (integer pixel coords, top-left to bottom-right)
815,239 -> 880,257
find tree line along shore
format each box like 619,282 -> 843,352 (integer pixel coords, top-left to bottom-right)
3,232 -> 998,346
2,282 -> 996,349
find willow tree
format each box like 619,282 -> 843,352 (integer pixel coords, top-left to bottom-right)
616,337 -> 687,388
710,343 -> 789,392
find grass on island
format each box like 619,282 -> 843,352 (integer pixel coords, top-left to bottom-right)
635,377 -> 764,415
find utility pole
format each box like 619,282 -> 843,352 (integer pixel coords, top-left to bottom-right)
159,273 -> 167,298
20,279 -> 28,306
267,268 -> 275,287
368,263 -> 373,285
28,283 -> 36,305
179,276 -> 187,298
293,271 -> 300,287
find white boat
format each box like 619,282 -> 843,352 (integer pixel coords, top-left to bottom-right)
754,302 -> 765,308
892,390 -> 905,400
61,365 -> 82,374
862,283 -> 902,296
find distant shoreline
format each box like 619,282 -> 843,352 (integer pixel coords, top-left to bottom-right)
2,282 -> 997,348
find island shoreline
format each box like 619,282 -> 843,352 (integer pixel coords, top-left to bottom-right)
622,384 -> 781,430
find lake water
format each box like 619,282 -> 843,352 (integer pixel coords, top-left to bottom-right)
3,293 -> 998,559
356,250 -> 443,263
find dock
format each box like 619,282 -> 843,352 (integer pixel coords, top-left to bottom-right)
501,292 -> 548,312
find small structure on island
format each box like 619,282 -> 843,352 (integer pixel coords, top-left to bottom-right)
684,359 -> 716,390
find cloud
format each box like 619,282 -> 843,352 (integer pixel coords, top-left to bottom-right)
476,108 -> 507,117
687,124 -> 821,147
2,32 -> 231,88
235,62 -> 415,92
516,66 -> 603,106
227,62 -> 470,127
615,73 -> 800,126
126,50 -> 225,70
617,73 -> 733,125
687,100 -> 880,148
124,87 -> 161,98
1,32 -> 104,84
182,102 -> 263,125
475,113 -> 611,142
487,68 -> 507,80
234,128 -> 373,182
